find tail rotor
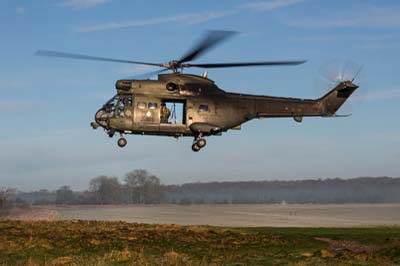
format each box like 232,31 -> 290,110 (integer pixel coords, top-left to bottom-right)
319,60 -> 363,84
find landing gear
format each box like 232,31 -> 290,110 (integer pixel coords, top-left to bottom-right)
108,129 -> 115,138
192,135 -> 206,152
197,138 -> 206,148
117,134 -> 127,148
191,143 -> 201,152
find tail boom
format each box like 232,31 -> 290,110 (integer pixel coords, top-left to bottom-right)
318,80 -> 358,116
251,80 -> 358,120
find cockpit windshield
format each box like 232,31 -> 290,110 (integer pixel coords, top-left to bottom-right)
106,96 -> 118,105
101,95 -> 117,116
95,95 -> 133,126
103,95 -> 132,116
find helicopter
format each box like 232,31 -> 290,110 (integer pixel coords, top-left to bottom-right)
36,31 -> 360,152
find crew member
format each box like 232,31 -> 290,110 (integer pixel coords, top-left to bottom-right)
160,102 -> 171,123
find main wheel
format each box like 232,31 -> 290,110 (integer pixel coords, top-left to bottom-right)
117,137 -> 127,148
197,138 -> 206,148
191,143 -> 201,152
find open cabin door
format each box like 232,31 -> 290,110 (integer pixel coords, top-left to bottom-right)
159,99 -> 187,135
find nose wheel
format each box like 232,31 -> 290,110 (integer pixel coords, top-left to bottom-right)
192,136 -> 206,152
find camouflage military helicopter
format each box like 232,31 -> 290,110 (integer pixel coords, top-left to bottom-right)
36,31 -> 360,152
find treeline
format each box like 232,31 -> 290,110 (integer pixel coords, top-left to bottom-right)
6,170 -> 164,206
3,170 -> 400,206
165,177 -> 400,204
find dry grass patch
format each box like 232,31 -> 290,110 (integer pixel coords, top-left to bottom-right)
0,220 -> 399,265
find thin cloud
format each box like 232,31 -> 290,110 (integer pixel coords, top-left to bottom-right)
294,34 -> 399,43
16,6 -> 25,15
76,10 -> 236,32
75,0 -> 302,33
284,6 -> 400,28
241,0 -> 303,11
60,0 -> 109,9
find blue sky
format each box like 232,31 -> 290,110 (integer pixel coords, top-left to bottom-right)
1,0 -> 399,190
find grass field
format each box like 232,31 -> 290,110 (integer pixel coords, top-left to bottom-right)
1,220 -> 400,266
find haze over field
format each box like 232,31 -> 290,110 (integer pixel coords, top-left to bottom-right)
1,0 -> 400,190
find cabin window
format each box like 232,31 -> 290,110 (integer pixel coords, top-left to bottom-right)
137,102 -> 146,109
148,102 -> 158,110
199,104 -> 209,112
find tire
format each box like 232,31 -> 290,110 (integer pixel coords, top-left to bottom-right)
117,137 -> 127,148
191,143 -> 201,152
197,138 -> 206,148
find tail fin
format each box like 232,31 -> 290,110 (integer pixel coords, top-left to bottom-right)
318,81 -> 359,116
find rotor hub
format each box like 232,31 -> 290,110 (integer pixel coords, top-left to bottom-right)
167,60 -> 181,72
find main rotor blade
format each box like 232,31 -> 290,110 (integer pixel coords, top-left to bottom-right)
125,68 -> 169,79
183,60 -> 306,68
35,50 -> 162,67
179,30 -> 237,63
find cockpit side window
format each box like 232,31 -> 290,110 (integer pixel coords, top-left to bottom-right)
124,97 -> 132,107
115,96 -> 133,117
102,95 -> 133,118
104,96 -> 117,112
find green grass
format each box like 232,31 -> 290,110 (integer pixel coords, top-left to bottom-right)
0,220 -> 399,266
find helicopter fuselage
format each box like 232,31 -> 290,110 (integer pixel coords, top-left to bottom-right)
92,73 -> 358,151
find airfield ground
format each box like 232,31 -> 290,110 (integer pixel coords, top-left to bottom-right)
2,204 -> 400,265
3,204 -> 400,227
1,220 -> 400,266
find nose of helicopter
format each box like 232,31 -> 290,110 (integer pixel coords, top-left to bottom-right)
92,94 -> 119,130
92,106 -> 111,129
